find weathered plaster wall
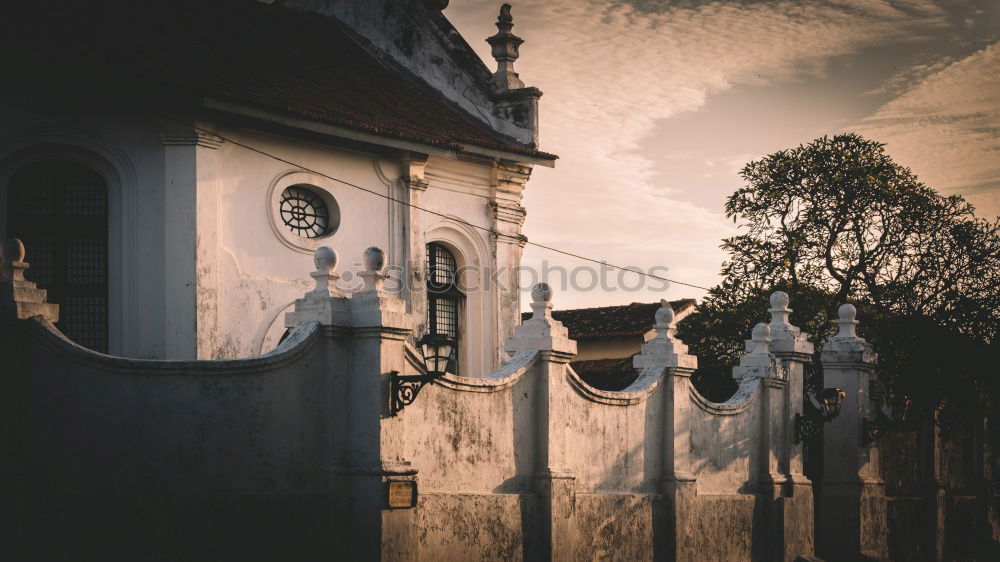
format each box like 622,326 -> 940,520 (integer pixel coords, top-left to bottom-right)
3,317 -> 331,560
2,278 -> 835,561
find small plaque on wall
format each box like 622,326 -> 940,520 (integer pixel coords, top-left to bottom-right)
386,480 -> 417,509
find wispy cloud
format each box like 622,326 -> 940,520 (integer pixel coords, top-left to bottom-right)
446,1 -> 964,305
856,40 -> 1000,213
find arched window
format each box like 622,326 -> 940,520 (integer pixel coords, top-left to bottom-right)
7,160 -> 108,352
426,242 -> 463,374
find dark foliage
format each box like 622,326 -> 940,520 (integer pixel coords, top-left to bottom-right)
678,134 -> 1000,422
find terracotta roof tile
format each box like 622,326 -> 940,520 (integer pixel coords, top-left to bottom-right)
570,356 -> 639,391
522,299 -> 697,340
3,0 -> 555,161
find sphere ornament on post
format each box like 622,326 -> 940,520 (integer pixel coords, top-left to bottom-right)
308,246 -> 340,298
359,246 -> 389,292
836,303 -> 860,339
0,238 -> 28,284
528,282 -> 554,321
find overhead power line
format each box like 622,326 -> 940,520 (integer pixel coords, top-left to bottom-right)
165,116 -> 711,292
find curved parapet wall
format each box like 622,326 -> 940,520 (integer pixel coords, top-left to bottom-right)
2,317 -> 332,559
24,316 -> 322,373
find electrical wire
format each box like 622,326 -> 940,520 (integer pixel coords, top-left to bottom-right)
165,116 -> 711,291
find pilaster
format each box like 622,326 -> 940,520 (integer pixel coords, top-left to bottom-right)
819,304 -> 889,561
286,246 -> 416,561
633,301 -> 699,561
506,283 -> 577,561
158,123 -> 223,359
766,291 -> 819,561
492,159 -> 531,364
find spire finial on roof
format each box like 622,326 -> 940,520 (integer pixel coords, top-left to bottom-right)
486,3 -> 525,90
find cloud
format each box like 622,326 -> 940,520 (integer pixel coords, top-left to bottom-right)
856,41 -> 1000,213
445,1 -> 957,306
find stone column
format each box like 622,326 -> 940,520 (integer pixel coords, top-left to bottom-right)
505,283 -> 577,561
818,304 -> 889,561
159,125 -> 223,359
285,246 -> 417,561
632,301 -> 697,561
0,239 -> 59,560
766,291 -> 819,561
491,159 -> 530,368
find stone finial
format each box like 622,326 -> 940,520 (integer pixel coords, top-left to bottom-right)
359,246 -> 389,292
0,238 -> 28,283
835,303 -> 860,339
652,299 -> 678,340
768,290 -> 791,325
822,302 -> 875,366
766,290 -> 813,355
634,299 -> 696,371
0,238 -> 59,322
486,3 -> 525,90
529,282 -> 553,320
751,322 -> 771,352
308,246 -> 340,298
504,282 -> 576,356
733,322 -> 782,379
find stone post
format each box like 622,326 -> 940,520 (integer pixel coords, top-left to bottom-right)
766,291 -> 819,561
505,283 -> 577,561
285,246 -> 416,561
818,304 -> 889,561
0,238 -> 60,323
1,239 -> 58,559
632,301 -> 697,561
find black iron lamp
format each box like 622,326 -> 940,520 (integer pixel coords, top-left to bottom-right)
864,392 -> 911,445
819,387 -> 845,419
389,333 -> 456,416
795,387 -> 845,444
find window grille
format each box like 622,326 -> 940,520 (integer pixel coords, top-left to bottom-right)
426,243 -> 462,374
279,185 -> 331,238
7,161 -> 108,352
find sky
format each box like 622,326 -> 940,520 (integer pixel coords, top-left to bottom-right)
444,0 -> 1000,310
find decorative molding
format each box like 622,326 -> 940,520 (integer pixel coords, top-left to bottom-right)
158,131 -> 224,149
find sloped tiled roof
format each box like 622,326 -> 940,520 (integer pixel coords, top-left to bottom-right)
2,0 -> 555,161
522,299 -> 697,340
570,356 -> 639,392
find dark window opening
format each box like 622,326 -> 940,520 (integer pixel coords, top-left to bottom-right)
7,160 -> 109,352
426,242 -> 462,374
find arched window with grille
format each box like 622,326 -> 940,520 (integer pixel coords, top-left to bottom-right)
426,242 -> 463,374
7,160 -> 109,352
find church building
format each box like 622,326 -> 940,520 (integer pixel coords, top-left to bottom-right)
0,0 -> 555,375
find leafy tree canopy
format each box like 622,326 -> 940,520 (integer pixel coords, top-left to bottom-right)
678,133 -> 1000,421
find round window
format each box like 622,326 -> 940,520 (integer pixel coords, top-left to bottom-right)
278,185 -> 339,239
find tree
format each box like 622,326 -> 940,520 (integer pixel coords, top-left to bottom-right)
678,133 -> 1000,418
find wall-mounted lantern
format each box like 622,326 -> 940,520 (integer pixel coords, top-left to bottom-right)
389,333 -> 455,416
863,392 -> 911,445
795,387 -> 845,444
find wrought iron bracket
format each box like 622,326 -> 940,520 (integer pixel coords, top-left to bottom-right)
863,409 -> 892,446
795,411 -> 824,444
389,371 -> 438,416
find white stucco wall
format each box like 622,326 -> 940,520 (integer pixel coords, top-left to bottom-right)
1,105 -> 530,364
